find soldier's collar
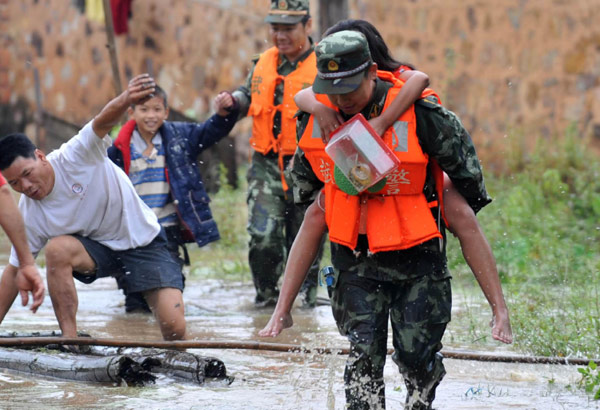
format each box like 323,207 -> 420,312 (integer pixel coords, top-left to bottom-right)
278,36 -> 315,67
364,79 -> 391,120
339,78 -> 390,122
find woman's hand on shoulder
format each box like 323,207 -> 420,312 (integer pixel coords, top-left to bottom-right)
315,104 -> 344,144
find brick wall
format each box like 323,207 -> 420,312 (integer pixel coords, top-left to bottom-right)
0,0 -> 9,105
3,0 -> 600,168
351,0 -> 600,168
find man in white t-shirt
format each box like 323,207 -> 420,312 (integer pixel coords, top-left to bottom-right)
0,74 -> 186,341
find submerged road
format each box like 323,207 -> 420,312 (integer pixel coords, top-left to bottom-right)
0,270 -> 597,409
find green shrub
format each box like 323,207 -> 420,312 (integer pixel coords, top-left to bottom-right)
448,124 -> 600,357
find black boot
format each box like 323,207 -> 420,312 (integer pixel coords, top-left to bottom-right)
404,353 -> 445,410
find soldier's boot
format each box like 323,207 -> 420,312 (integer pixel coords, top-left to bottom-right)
254,287 -> 279,308
345,375 -> 386,410
403,352 -> 446,410
299,281 -> 317,309
344,357 -> 386,410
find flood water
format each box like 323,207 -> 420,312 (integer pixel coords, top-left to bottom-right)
0,242 -> 598,409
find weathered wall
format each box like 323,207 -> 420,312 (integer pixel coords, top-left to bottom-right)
2,0 -> 599,169
351,0 -> 600,168
1,0 -> 273,141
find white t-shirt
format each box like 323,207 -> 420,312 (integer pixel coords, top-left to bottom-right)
9,121 -> 160,267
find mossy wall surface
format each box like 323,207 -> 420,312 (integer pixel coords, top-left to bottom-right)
2,0 -> 599,165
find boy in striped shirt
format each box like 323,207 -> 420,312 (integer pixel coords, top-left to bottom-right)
108,86 -> 238,313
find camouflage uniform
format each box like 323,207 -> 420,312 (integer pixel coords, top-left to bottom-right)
232,0 -> 322,307
293,31 -> 491,409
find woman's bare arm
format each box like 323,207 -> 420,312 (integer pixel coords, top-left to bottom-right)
259,197 -> 327,337
294,87 -> 343,143
368,70 -> 430,136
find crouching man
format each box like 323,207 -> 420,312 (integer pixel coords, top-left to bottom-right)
0,74 -> 186,341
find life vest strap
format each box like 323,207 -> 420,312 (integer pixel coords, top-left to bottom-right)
278,152 -> 289,193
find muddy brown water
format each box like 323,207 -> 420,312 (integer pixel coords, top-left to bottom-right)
0,244 -> 597,409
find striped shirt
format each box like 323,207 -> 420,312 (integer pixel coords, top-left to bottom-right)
129,129 -> 178,226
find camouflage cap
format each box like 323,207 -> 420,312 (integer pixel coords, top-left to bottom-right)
312,30 -> 373,95
265,0 -> 310,24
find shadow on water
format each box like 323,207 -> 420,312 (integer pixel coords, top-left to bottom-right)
0,243 -> 597,409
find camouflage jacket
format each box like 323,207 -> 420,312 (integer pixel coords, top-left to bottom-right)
292,79 -> 492,281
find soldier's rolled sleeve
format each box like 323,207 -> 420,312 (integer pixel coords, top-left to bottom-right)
232,89 -> 250,118
232,62 -> 256,118
415,101 -> 492,213
291,112 -> 323,204
291,147 -> 323,204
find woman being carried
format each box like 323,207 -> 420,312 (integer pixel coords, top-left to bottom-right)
259,19 -> 512,345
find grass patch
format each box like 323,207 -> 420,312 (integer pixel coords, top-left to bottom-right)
447,125 -> 600,358
187,164 -> 251,282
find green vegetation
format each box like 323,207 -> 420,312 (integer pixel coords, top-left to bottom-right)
188,164 -> 251,282
578,361 -> 600,400
448,126 -> 600,359
193,126 -> 600,360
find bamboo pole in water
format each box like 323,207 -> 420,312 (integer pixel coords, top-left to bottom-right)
0,346 -> 229,385
0,337 -> 597,366
0,348 -> 154,385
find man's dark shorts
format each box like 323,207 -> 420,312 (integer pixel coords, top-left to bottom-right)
71,228 -> 184,294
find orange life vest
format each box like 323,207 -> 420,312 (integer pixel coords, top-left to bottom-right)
392,67 -> 443,105
299,71 -> 444,253
248,46 -> 316,157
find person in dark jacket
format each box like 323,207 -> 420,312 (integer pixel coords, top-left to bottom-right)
107,85 -> 238,313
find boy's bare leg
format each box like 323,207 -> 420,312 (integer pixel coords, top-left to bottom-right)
443,176 -> 513,344
44,236 -> 96,338
144,288 -> 186,340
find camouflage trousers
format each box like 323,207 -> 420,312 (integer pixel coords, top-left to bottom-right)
247,151 -> 322,306
330,268 -> 451,409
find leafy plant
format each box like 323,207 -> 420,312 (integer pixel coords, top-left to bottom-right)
446,124 -> 600,357
578,361 -> 600,400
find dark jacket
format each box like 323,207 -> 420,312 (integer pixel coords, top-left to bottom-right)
107,111 -> 237,247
